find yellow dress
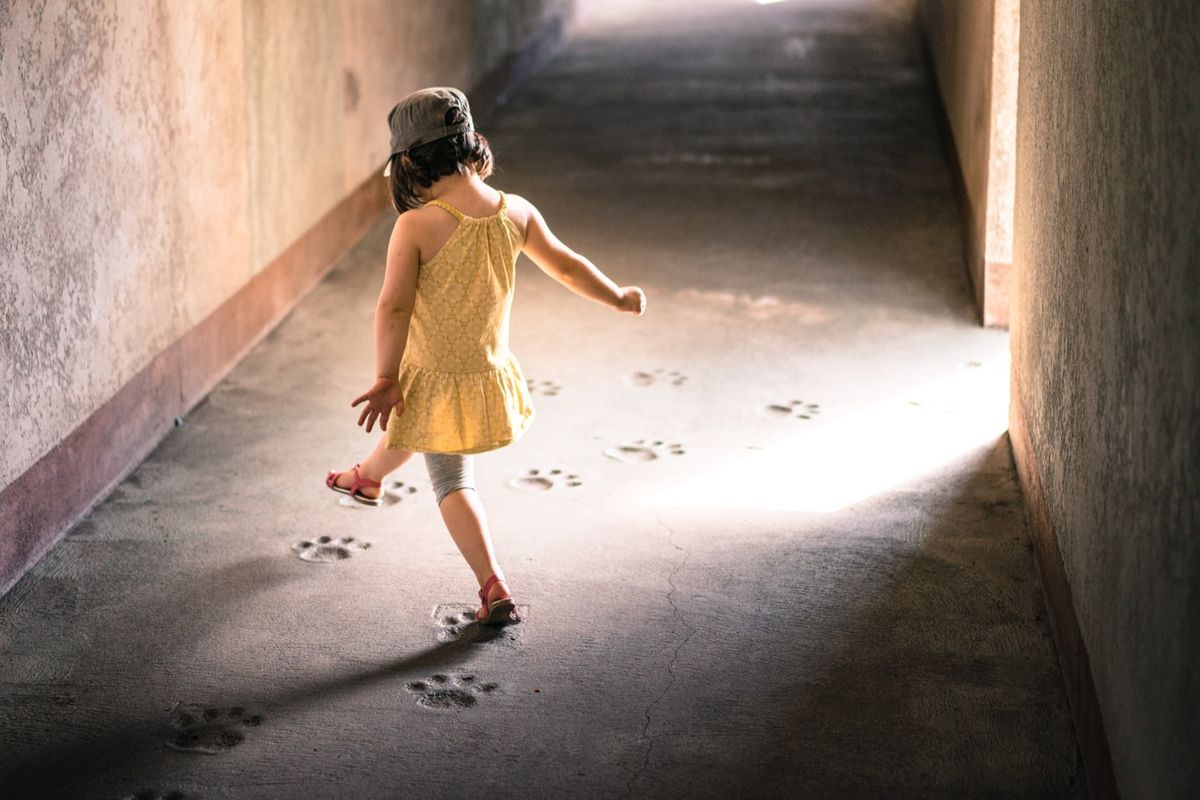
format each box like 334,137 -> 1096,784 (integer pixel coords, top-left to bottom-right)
385,192 -> 535,454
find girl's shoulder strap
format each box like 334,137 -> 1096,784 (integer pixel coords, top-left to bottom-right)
424,198 -> 466,221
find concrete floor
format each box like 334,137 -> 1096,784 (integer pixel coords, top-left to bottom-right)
0,1 -> 1086,797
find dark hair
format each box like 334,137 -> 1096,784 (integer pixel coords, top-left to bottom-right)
387,107 -> 494,213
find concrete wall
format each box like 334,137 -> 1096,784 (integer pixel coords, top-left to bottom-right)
919,0 -> 1017,327
1011,2 -> 1200,797
919,0 -> 993,318
0,1 -> 252,487
0,0 -> 570,491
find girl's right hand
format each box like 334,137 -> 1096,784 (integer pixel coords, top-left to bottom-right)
616,286 -> 647,316
351,377 -> 406,433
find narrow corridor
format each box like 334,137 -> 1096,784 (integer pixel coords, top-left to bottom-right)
0,1 -> 1086,797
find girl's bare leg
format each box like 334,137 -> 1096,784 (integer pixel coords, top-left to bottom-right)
437,489 -> 511,609
334,436 -> 413,500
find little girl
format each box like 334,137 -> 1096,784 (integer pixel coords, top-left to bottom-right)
326,87 -> 646,625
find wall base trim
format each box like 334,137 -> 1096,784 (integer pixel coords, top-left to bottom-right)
1009,378 -> 1120,800
0,8 -> 573,598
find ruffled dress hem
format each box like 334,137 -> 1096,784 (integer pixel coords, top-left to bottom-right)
383,354 -> 535,456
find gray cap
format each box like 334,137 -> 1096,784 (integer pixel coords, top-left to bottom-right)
383,87 -> 474,176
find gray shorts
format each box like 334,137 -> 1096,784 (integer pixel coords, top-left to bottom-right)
424,453 -> 475,505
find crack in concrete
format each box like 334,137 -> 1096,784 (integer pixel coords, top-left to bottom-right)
623,511 -> 697,798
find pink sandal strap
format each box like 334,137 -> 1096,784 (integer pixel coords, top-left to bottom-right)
478,574 -> 505,605
328,464 -> 382,500
346,463 -> 381,496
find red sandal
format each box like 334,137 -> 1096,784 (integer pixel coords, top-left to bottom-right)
477,575 -> 519,626
325,463 -> 383,506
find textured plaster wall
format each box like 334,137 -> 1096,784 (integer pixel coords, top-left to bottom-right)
1,0 -> 571,489
249,0 -> 571,270
244,0 -> 345,272
1011,2 -> 1200,797
919,0 -> 1017,326
983,0 -> 1016,270
918,0 -> 993,309
0,1 -> 252,487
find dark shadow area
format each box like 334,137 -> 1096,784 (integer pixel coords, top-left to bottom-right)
624,438 -> 1086,798
0,552 -> 499,797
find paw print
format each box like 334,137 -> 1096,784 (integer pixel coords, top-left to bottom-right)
603,439 -> 686,463
432,603 -> 526,645
626,368 -> 687,387
525,378 -> 561,397
405,673 -> 498,709
765,399 -> 821,420
434,605 -> 477,642
292,536 -> 370,562
165,703 -> 263,753
509,468 -> 582,492
336,480 -> 417,508
383,479 -> 419,502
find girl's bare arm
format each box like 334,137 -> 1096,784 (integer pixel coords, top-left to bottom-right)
516,198 -> 645,314
352,216 -> 421,432
373,217 -> 421,378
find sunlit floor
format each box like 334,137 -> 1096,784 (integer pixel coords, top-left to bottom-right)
0,1 -> 1086,797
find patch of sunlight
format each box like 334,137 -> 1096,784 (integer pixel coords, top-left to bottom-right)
644,356 -> 1011,513
674,288 -> 831,323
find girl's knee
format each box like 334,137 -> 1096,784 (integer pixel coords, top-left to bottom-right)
424,453 -> 476,505
436,486 -> 476,506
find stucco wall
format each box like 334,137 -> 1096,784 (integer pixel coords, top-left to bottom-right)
919,0 -> 1017,327
1011,2 -> 1200,797
0,0 -> 571,490
918,0 -> 993,312
0,1 -> 252,487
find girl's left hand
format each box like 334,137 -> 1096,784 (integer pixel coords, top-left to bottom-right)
351,378 -> 406,433
616,286 -> 647,315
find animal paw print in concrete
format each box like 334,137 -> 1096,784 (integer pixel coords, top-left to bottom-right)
336,479 -> 418,508
626,368 -> 688,387
165,703 -> 263,754
526,378 -> 561,397
383,479 -> 419,503
509,468 -> 582,493
765,399 -> 821,420
603,439 -> 686,463
405,673 -> 498,709
292,536 -> 370,562
434,605 -> 477,642
433,603 -> 526,645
